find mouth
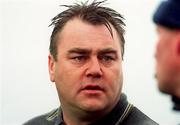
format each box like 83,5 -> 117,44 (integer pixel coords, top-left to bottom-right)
80,84 -> 104,94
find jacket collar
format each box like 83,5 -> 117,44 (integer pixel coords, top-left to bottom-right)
46,93 -> 129,125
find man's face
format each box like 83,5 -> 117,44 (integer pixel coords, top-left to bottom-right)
49,18 -> 123,114
155,26 -> 178,95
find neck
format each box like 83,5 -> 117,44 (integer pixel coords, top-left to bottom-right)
61,99 -> 120,125
62,109 -> 108,125
172,96 -> 180,111
172,75 -> 180,104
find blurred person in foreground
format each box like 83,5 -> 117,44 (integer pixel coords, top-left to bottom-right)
23,1 -> 158,125
153,0 -> 180,124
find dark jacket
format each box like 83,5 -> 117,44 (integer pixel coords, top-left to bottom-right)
23,94 -> 158,125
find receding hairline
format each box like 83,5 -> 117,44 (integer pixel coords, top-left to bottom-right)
52,17 -> 122,47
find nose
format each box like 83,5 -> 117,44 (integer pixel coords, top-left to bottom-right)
85,57 -> 102,78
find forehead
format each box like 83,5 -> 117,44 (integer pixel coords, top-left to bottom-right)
157,25 -> 178,37
56,18 -> 121,51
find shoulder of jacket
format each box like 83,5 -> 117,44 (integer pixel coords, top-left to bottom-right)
124,106 -> 159,125
23,108 -> 59,125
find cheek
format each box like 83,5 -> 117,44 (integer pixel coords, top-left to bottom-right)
106,65 -> 123,89
156,42 -> 171,68
156,57 -> 174,81
156,35 -> 169,56
54,68 -> 79,100
156,40 -> 164,60
54,63 -> 73,89
55,63 -> 83,89
108,68 -> 123,100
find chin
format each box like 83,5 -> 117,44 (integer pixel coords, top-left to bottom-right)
158,83 -> 172,95
159,88 -> 169,95
80,100 -> 107,112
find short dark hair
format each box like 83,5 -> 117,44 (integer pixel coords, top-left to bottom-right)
49,0 -> 125,61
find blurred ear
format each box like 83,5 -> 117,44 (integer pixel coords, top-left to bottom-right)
176,33 -> 180,57
48,54 -> 56,82
173,33 -> 180,65
177,38 -> 180,56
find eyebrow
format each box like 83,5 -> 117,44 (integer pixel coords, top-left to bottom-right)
67,47 -> 118,55
67,48 -> 91,55
98,48 -> 117,54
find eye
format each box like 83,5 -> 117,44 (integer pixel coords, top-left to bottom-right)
103,56 -> 114,61
99,55 -> 115,62
71,56 -> 87,62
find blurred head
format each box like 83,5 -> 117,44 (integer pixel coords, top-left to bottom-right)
48,0 -> 125,121
153,0 -> 180,97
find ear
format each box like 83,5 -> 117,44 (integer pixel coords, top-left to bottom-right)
175,39 -> 180,68
48,54 -> 56,82
172,34 -> 180,65
177,39 -> 180,56
176,33 -> 180,58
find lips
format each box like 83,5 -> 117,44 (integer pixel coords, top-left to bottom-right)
80,84 -> 104,93
83,84 -> 102,90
